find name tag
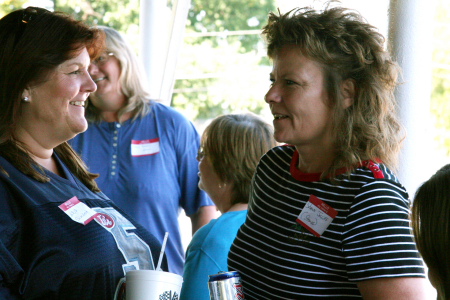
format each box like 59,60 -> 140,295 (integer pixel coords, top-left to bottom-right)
131,138 -> 159,157
59,196 -> 98,225
296,195 -> 338,237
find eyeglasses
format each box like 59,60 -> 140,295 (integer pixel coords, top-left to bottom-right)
91,52 -> 114,66
196,148 -> 206,161
14,7 -> 48,49
21,7 -> 46,24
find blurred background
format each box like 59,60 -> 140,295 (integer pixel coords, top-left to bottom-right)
1,0 -> 447,297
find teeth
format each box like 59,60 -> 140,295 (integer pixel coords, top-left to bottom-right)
94,77 -> 105,83
70,101 -> 85,107
273,114 -> 288,120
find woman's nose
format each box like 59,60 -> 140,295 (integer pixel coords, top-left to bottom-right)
88,63 -> 99,76
84,73 -> 97,93
264,84 -> 281,103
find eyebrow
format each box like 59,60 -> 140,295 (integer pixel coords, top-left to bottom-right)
64,61 -> 89,69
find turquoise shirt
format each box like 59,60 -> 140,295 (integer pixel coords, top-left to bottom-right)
180,210 -> 247,300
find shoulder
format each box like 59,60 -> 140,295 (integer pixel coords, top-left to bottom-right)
219,210 -> 247,223
203,211 -> 246,245
266,144 -> 295,155
259,144 -> 294,164
0,156 -> 25,183
145,102 -> 196,134
148,102 -> 190,123
345,161 -> 404,187
188,219 -> 217,249
347,163 -> 410,207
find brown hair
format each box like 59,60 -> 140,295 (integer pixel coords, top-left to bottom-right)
412,165 -> 450,300
262,4 -> 404,178
0,7 -> 104,191
201,113 -> 277,205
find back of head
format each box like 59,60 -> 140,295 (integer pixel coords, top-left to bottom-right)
201,113 -> 277,205
86,25 -> 151,122
412,165 -> 450,300
262,2 -> 404,176
0,7 -> 103,140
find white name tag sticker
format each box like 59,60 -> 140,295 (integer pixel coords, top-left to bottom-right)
59,196 -> 99,225
296,194 -> 338,237
131,138 -> 160,157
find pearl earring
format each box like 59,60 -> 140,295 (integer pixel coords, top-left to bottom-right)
22,97 -> 29,102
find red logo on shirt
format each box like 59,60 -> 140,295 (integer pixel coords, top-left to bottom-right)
95,213 -> 115,228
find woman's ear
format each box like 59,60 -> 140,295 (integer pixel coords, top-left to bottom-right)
341,79 -> 355,109
21,87 -> 31,102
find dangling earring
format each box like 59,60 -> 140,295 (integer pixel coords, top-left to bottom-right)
22,97 -> 29,102
218,183 -> 227,189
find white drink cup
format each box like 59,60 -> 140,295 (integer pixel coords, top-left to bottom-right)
124,270 -> 183,300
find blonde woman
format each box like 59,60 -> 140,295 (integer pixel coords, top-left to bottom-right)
180,113 -> 277,300
70,26 -> 216,276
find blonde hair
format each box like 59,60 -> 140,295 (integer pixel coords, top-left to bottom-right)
86,26 -> 152,122
201,113 -> 277,205
262,4 -> 404,179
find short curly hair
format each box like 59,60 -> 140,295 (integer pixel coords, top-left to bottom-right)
262,4 -> 404,178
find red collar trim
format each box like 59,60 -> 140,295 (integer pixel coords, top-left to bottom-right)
289,149 -> 384,182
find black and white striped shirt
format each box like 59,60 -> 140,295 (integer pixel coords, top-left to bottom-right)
228,145 -> 425,299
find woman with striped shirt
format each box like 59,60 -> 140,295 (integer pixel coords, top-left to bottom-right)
227,3 -> 427,299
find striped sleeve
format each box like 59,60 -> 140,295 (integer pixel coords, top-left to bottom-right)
343,180 -> 425,281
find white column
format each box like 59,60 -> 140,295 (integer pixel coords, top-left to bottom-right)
139,0 -> 168,100
139,0 -> 190,105
159,0 -> 191,105
387,0 -> 434,197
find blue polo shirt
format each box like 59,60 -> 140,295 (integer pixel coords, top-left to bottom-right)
70,101 -> 213,275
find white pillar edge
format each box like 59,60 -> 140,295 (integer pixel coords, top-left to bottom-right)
387,0 -> 435,199
139,0 -> 167,100
159,0 -> 191,106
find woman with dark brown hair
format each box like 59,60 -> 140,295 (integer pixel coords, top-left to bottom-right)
412,164 -> 450,300
228,3 -> 427,299
0,7 -> 166,299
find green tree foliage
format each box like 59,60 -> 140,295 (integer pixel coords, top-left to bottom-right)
431,0 -> 450,155
186,0 -> 274,52
54,0 -> 141,44
0,0 -> 141,47
173,0 -> 276,120
0,0 -> 27,18
1,0 -> 276,122
173,40 -> 272,120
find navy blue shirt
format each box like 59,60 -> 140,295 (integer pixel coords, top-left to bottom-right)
0,153 -> 167,299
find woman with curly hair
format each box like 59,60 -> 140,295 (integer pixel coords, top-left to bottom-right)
227,3 -> 427,299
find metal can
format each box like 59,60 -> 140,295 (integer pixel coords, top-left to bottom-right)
208,271 -> 245,300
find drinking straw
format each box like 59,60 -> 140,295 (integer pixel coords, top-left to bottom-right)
156,232 -> 169,271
